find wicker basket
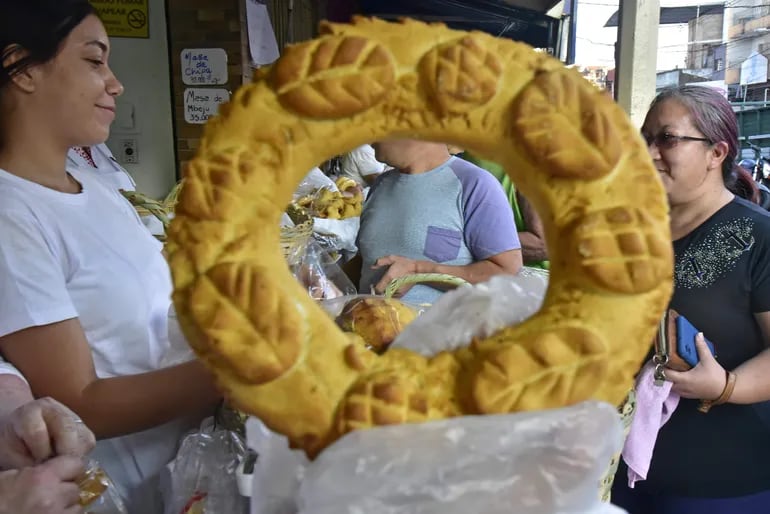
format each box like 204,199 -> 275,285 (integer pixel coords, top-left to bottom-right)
120,180 -> 185,234
384,273 -> 470,300
281,205 -> 314,265
120,190 -> 171,229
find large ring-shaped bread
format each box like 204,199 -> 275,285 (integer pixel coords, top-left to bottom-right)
167,17 -> 673,457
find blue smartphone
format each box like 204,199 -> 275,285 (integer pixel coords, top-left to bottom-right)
675,315 -> 716,367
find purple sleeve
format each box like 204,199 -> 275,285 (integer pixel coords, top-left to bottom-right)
451,160 -> 521,260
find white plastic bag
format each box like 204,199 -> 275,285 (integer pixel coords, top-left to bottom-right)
311,216 -> 360,253
294,167 -> 337,198
247,419 -> 309,514
391,268 -> 549,356
291,167 -> 360,254
248,402 -> 627,514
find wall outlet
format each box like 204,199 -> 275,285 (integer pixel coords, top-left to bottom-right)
121,139 -> 138,164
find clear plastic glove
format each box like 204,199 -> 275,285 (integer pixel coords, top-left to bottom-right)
0,397 -> 95,470
0,455 -> 85,514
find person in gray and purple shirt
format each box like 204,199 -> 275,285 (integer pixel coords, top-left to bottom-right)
355,139 -> 523,305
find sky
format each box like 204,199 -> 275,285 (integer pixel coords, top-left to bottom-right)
574,0 -> 723,69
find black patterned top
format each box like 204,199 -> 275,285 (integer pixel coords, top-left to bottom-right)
642,196 -> 770,497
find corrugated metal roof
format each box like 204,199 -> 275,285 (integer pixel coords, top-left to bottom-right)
358,0 -> 562,49
604,4 -> 724,28
501,0 -> 563,13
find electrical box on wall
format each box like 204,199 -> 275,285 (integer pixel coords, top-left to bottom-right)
114,101 -> 136,132
120,139 -> 139,164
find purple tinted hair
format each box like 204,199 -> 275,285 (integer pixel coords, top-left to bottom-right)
648,85 -> 758,203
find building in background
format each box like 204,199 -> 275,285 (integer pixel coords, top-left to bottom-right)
723,0 -> 770,156
600,3 -> 725,97
605,4 -> 724,75
578,66 -> 612,91
686,4 -> 725,80
726,1 -> 770,101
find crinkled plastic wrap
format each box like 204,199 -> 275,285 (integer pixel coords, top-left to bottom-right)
320,294 -> 421,353
165,427 -> 248,514
294,167 -> 338,199
391,268 -> 549,356
247,419 -> 309,514
248,402 -> 628,514
291,168 -> 361,254
319,294 -> 423,319
311,217 -> 360,254
79,460 -> 128,514
291,241 -> 356,300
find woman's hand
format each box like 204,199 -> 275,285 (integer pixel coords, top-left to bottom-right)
0,398 -> 95,470
0,456 -> 84,514
665,333 -> 726,400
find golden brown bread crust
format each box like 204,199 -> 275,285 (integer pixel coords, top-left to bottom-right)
419,35 -> 503,116
166,17 -> 673,458
273,35 -> 396,119
335,297 -> 417,353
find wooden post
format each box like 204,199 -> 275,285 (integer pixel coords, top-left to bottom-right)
615,0 -> 660,128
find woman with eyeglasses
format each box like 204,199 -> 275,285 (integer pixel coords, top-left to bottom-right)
611,85 -> 770,513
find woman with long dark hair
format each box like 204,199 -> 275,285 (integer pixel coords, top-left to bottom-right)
0,2 -> 220,511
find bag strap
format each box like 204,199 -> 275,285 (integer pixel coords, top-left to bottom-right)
653,310 -> 672,386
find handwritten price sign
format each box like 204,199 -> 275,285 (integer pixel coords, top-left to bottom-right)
181,48 -> 229,86
183,88 -> 230,124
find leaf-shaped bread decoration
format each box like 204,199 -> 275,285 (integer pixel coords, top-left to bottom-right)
272,35 -> 396,119
471,327 -> 608,413
512,70 -> 625,180
189,261 -> 303,384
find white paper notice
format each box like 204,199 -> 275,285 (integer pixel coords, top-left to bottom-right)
246,0 -> 280,66
181,48 -> 229,86
183,88 -> 230,124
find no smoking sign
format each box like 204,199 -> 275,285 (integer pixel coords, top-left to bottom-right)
127,9 -> 147,30
89,0 -> 149,39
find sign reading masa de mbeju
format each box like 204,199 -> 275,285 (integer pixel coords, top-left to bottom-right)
89,0 -> 149,39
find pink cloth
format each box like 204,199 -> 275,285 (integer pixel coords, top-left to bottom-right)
622,361 -> 680,488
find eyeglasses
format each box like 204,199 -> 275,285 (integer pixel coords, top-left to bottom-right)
643,132 -> 712,150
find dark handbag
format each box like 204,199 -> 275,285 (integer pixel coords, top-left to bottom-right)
654,309 -> 716,375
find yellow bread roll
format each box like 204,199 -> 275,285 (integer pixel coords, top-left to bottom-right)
335,297 -> 417,353
166,17 -> 673,458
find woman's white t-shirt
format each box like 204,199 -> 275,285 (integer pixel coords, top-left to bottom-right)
66,145 -> 167,237
0,166 -> 193,512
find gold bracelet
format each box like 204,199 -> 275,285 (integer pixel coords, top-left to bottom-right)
698,370 -> 736,414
